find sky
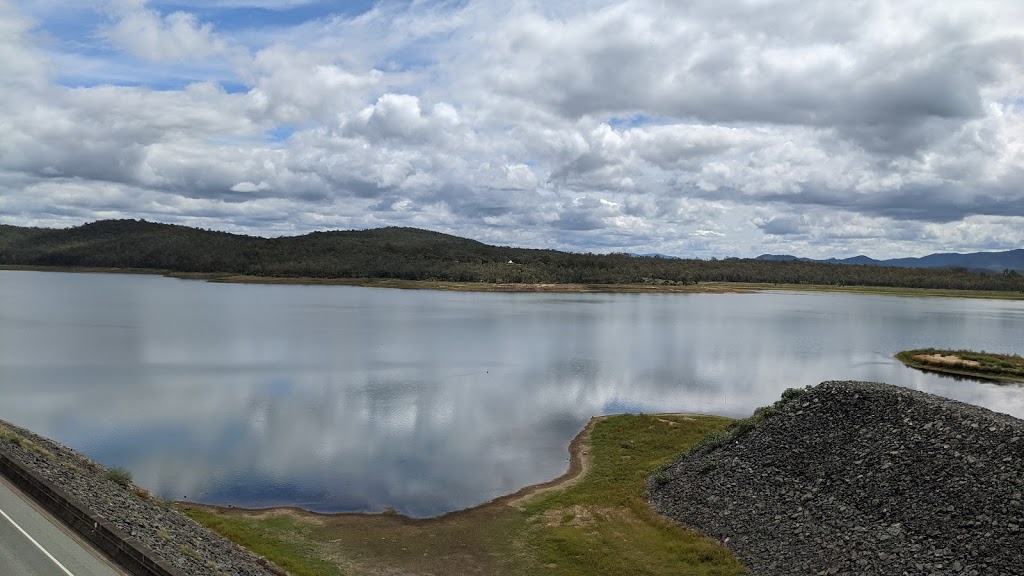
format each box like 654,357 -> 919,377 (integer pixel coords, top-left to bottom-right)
1,0 -> 1023,259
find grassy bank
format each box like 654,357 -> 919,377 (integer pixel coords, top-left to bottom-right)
895,348 -> 1024,383
201,275 -> 756,294
726,282 -> 1024,300
182,414 -> 748,576
6,265 -> 1024,300
0,265 -> 750,293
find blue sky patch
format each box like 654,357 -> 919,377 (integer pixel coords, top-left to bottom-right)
607,114 -> 667,129
165,2 -> 372,31
266,125 -> 297,142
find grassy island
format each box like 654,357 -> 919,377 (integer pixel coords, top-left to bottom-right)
182,414 -> 749,576
895,349 -> 1024,383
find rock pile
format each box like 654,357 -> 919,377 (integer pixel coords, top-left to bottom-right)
0,419 -> 279,576
648,381 -> 1024,576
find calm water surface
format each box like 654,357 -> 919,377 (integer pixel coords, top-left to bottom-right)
1,270 -> 1022,516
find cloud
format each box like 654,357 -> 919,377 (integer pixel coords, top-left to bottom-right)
0,0 -> 53,90
754,214 -> 809,237
468,1 -> 1024,154
103,1 -> 237,62
161,1 -> 320,8
245,45 -> 387,124
230,181 -> 270,192
1,0 -> 1023,259
344,93 -> 460,143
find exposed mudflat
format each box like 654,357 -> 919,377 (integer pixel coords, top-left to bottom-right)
648,381 -> 1024,576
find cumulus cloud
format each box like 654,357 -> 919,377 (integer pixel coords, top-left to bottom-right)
470,1 -> 1023,153
245,45 -> 387,124
102,1 -> 237,62
0,1 -> 53,91
344,94 -> 460,143
1,0 -> 1023,258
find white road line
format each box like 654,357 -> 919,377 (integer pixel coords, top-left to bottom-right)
0,505 -> 76,576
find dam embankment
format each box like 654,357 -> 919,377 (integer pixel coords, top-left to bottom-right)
0,420 -> 281,576
649,381 -> 1024,576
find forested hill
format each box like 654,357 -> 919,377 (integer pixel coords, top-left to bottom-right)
1,219 -> 1023,292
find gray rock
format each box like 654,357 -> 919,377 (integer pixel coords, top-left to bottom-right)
647,381 -> 1024,576
0,420 -> 277,576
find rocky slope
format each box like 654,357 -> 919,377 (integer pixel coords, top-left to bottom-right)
0,419 -> 280,576
648,381 -> 1024,576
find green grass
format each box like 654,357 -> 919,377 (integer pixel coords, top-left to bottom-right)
142,277 -> 1024,299
105,466 -> 133,487
11,265 -> 1024,300
527,415 -> 731,510
685,387 -> 808,457
895,348 -> 1024,383
184,414 -> 747,576
522,414 -> 747,576
0,424 -> 56,460
727,282 -> 1024,300
183,509 -> 344,576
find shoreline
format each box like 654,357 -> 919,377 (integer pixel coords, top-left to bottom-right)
181,412 -> 743,575
4,264 -> 1024,299
894,349 -> 1024,384
181,415 -> 608,524
181,412 -> 709,522
0,265 -> 751,294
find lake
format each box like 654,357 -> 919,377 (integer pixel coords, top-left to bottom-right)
1,270 -> 1022,516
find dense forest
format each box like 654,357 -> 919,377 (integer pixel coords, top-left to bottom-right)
1,219 -> 1022,292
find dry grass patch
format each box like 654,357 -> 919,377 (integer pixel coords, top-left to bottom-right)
896,348 -> 1024,383
0,424 -> 56,460
913,353 -> 981,367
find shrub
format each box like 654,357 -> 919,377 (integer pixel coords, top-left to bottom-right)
689,389 -> 795,456
689,430 -> 728,454
780,386 -> 810,403
106,466 -> 133,487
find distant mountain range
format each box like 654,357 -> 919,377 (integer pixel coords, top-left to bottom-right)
624,252 -> 680,259
755,250 -> 1024,274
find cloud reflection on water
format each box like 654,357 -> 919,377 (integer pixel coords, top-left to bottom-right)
0,271 -> 1022,516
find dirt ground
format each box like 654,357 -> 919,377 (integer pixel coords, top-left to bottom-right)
914,353 -> 981,367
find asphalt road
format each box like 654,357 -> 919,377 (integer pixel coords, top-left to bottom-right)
0,475 -> 124,576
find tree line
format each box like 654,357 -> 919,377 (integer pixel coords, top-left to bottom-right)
1,219 -> 1022,292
